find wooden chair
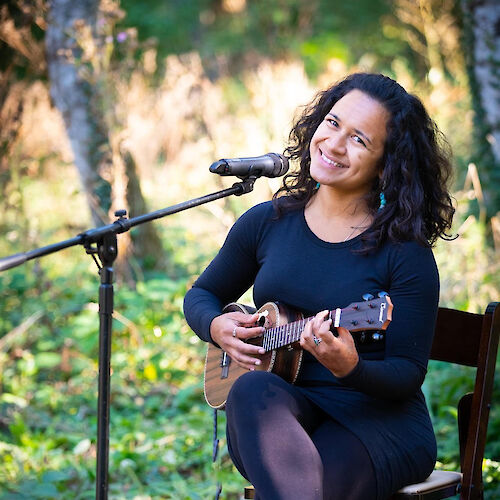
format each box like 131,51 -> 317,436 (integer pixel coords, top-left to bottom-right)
244,302 -> 500,500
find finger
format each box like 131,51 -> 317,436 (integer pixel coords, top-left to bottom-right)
230,325 -> 266,355
311,313 -> 322,331
336,326 -> 354,345
300,320 -> 315,349
311,310 -> 328,331
315,309 -> 329,322
317,318 -> 333,340
307,311 -> 330,345
301,318 -> 313,341
231,311 -> 261,326
235,338 -> 266,355
336,326 -> 350,337
301,333 -> 321,352
237,325 -> 266,339
228,347 -> 263,370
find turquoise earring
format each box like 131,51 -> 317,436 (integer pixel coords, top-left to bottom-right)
379,191 -> 386,210
315,182 -> 320,190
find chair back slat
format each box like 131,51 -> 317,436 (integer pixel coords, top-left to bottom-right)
430,308 -> 484,366
461,303 -> 500,499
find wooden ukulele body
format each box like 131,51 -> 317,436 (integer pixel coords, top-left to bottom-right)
204,302 -> 303,409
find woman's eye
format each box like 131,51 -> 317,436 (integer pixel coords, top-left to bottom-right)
326,118 -> 338,127
353,135 -> 366,147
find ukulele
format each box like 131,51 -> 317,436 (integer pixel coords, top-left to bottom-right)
204,294 -> 393,409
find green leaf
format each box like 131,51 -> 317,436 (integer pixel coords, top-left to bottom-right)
34,352 -> 61,369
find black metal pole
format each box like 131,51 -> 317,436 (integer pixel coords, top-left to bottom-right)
0,176 -> 257,500
96,265 -> 113,499
95,233 -> 118,500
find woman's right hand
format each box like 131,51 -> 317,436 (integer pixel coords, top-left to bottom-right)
210,311 -> 266,371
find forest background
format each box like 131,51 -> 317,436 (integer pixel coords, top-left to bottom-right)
0,0 -> 499,498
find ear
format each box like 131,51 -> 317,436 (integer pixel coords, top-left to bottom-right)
377,162 -> 386,179
377,168 -> 386,189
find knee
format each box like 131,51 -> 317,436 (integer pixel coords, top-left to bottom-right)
226,371 -> 281,419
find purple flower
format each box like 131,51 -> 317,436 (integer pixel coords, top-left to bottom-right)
116,32 -> 128,43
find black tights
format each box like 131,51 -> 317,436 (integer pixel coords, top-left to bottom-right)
225,371 -> 377,500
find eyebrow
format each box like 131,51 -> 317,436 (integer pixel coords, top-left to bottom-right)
329,113 -> 373,145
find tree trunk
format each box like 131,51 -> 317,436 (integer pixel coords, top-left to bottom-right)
121,145 -> 167,271
45,0 -> 166,272
461,0 -> 500,217
45,0 -> 112,227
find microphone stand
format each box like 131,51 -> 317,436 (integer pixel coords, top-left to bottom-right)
0,175 -> 258,500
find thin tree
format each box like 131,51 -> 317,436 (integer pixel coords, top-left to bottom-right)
461,0 -> 500,218
46,0 -> 166,273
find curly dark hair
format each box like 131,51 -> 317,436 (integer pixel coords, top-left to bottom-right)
273,72 -> 455,252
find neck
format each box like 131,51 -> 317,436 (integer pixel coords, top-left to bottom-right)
309,186 -> 369,218
304,187 -> 372,243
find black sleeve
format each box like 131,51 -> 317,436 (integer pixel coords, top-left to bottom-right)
183,204 -> 265,343
339,242 -> 439,401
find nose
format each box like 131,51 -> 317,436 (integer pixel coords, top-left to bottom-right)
325,132 -> 347,155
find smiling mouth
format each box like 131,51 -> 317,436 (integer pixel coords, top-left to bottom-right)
320,151 -> 348,168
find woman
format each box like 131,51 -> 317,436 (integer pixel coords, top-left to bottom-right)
183,73 -> 455,500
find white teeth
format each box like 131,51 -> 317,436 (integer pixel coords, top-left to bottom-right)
321,152 -> 347,168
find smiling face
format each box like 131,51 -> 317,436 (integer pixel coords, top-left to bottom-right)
309,89 -> 390,197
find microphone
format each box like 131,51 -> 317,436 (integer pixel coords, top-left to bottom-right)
209,153 -> 289,179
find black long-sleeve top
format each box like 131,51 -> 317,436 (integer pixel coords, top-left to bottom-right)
184,201 -> 439,499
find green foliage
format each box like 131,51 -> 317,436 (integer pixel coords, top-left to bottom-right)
0,234 -> 245,499
118,0 -> 407,78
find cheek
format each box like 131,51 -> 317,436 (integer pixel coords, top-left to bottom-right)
310,123 -> 327,145
309,131 -> 321,151
354,151 -> 380,178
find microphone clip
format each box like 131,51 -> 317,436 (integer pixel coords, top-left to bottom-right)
233,176 -> 257,196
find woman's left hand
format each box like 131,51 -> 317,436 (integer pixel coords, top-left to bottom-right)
300,310 -> 359,378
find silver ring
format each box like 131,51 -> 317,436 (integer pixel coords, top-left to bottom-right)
313,336 -> 322,346
232,326 -> 237,337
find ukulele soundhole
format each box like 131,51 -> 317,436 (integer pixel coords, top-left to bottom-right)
257,310 -> 268,327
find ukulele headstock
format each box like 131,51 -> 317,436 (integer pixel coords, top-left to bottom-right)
334,293 -> 393,332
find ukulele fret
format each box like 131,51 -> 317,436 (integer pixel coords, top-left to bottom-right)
263,318 -> 308,352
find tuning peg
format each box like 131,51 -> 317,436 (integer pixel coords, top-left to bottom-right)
362,293 -> 374,301
378,291 -> 388,297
